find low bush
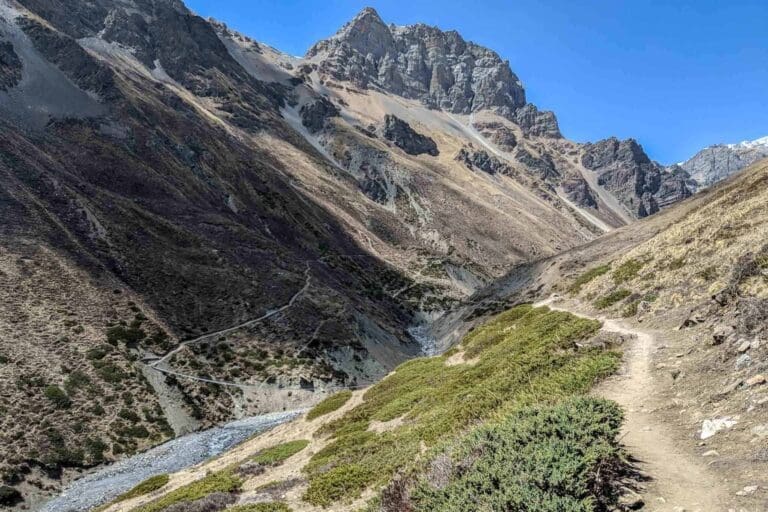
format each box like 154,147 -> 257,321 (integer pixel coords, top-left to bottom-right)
44,385 -> 71,409
302,305 -> 619,506
112,474 -> 169,504
64,371 -> 91,394
106,325 -> 146,346
252,440 -> 309,466
568,264 -> 610,294
406,397 -> 625,511
0,486 -> 22,506
622,301 -> 639,318
306,390 -> 352,421
612,258 -> 645,284
135,470 -> 242,512
594,289 -> 632,310
227,503 -> 293,512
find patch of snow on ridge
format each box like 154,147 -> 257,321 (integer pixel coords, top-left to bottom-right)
727,135 -> 768,149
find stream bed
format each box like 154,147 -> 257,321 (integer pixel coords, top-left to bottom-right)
38,410 -> 302,512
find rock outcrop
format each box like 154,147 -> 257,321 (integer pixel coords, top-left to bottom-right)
382,115 -> 439,156
473,122 -> 517,151
306,7 -> 558,136
562,176 -> 598,208
582,138 -> 693,217
515,148 -> 559,180
455,147 -> 515,176
0,41 -> 22,91
300,96 -> 340,133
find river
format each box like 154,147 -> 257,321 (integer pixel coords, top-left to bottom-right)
37,410 -> 302,512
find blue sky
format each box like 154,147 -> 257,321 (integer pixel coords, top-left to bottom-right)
186,0 -> 767,164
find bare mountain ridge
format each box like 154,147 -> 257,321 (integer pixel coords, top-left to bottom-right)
672,135 -> 768,188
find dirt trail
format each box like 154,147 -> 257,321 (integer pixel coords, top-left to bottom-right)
536,297 -> 731,512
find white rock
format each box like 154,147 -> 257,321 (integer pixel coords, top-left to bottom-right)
700,417 -> 737,439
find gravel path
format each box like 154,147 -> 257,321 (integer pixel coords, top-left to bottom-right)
37,411 -> 302,512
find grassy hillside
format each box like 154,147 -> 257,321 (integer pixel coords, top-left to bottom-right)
567,160 -> 768,317
112,304 -> 627,512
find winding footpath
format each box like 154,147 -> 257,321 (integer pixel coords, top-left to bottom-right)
146,263 -> 313,387
536,297 -> 730,512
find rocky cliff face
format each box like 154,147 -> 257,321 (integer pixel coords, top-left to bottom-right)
582,138 -> 693,217
677,136 -> 768,187
306,7 -> 558,137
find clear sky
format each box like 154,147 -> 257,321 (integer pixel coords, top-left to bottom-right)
185,0 -> 767,164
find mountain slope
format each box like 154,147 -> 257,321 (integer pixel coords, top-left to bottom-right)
0,1 -> 702,506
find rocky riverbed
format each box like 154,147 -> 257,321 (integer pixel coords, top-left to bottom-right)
37,411 -> 302,512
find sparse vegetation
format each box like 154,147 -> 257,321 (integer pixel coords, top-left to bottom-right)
568,264 -> 610,294
112,474 -> 169,504
306,390 -> 352,421
252,440 -> 309,466
666,257 -> 687,270
136,470 -> 242,512
405,397 -> 625,511
43,385 -> 71,409
622,300 -> 639,318
227,503 -> 293,512
612,258 -> 645,284
594,289 -> 632,310
302,305 -> 619,506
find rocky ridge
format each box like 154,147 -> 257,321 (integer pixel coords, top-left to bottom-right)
675,135 -> 768,187
582,137 -> 693,217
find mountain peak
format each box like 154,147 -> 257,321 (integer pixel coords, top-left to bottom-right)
306,8 -> 540,127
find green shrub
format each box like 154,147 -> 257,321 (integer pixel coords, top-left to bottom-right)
642,292 -> 659,303
64,371 -> 91,394
227,504 -> 293,512
697,266 -> 718,281
667,257 -> 686,270
621,301 -> 639,318
302,305 -> 619,506
135,470 -> 241,512
86,345 -> 113,361
106,325 -> 146,346
119,408 -> 141,423
306,390 -> 353,421
111,474 -> 170,504
252,440 -> 309,466
568,264 -> 610,294
594,289 -> 632,310
408,397 -> 625,511
95,362 -> 126,383
0,486 -> 22,506
612,258 -> 645,284
85,437 -> 108,463
44,385 -> 71,409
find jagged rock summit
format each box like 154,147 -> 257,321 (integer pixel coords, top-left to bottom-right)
306,7 -> 559,137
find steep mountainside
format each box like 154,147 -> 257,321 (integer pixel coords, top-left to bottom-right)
0,1 -> 700,507
674,135 -> 768,187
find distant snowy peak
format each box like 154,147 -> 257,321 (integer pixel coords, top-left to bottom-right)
677,136 -> 768,187
727,135 -> 768,150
